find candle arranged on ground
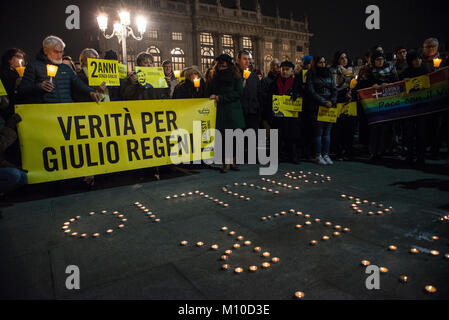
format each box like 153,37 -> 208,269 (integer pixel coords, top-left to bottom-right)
295,291 -> 305,299
193,77 -> 200,88
174,70 -> 181,79
243,69 -> 251,79
425,285 -> 437,293
399,275 -> 408,283
379,267 -> 388,273
361,260 -> 371,266
234,267 -> 243,274
249,266 -> 258,272
433,58 -> 442,68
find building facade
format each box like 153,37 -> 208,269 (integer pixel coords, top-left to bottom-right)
97,0 -> 313,74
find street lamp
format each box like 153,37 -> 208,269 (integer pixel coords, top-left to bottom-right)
97,11 -> 147,67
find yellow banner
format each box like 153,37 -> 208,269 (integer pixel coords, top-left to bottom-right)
87,58 -> 120,87
405,74 -> 431,94
338,101 -> 358,117
272,95 -> 303,118
136,67 -> 169,89
118,63 -> 128,80
302,69 -> 308,83
0,79 -> 7,96
16,99 -> 217,184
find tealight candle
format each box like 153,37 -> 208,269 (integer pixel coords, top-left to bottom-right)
64,229 -> 71,234
379,267 -> 388,273
180,241 -> 188,246
325,222 -> 332,226
225,250 -> 232,255
431,236 -> 439,240
166,196 -> 171,200
399,275 -> 408,283
69,218 -> 75,222
430,250 -> 439,256
211,244 -> 219,250
410,248 -> 419,254
64,222 -> 70,226
196,242 -> 204,247
237,236 -> 244,241
234,267 -> 243,274
93,233 -> 100,238
80,234 -> 87,238
322,236 -> 330,241
388,245 -> 398,251
222,264 -> 230,270
71,232 -> 78,237
254,247 -> 262,252
62,226 -> 69,230
261,217 -> 267,221
445,253 -> 449,259
223,204 -> 229,207
295,225 -> 303,229
296,212 -> 303,216
295,291 -> 305,299
314,219 -> 321,223
368,211 -> 375,216
221,255 -> 228,261
249,266 -> 258,272
118,224 -> 125,229
333,232 -> 341,236
221,227 -> 228,231
101,210 -> 107,214
233,244 -> 241,249
425,285 -> 437,293
305,221 -> 312,226
229,231 -> 236,236
272,257 -> 280,263
121,218 -> 128,222
106,229 -> 114,234
244,241 -> 252,246
261,262 -> 271,269
334,225 -> 342,230
262,252 -> 271,257
361,260 -> 371,266
305,214 -> 311,219
310,240 -> 318,246
343,228 -> 350,233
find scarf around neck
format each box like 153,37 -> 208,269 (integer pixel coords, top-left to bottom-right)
276,76 -> 294,95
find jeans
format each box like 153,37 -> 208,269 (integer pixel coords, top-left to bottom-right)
0,168 -> 28,193
314,121 -> 333,156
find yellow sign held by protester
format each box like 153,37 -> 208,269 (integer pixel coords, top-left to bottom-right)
272,95 -> 303,118
136,67 -> 169,89
405,74 -> 431,94
16,99 -> 217,184
317,102 -> 358,123
87,58 -> 120,87
0,79 -> 7,96
118,63 -> 128,80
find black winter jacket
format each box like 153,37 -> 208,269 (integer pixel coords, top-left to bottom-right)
306,69 -> 338,107
240,69 -> 262,115
18,49 -> 94,104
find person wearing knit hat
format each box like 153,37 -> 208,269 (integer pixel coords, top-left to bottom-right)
280,61 -> 295,69
302,56 -> 313,67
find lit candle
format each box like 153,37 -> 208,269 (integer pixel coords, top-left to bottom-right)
379,267 -> 388,273
244,241 -> 252,246
399,275 -> 408,283
196,242 -> 204,247
314,218 -> 321,223
233,244 -> 241,249
89,212 -> 95,216
430,250 -> 440,256
254,247 -> 262,252
71,232 -> 78,237
310,240 -> 318,246
261,262 -> 271,269
118,224 -> 125,229
295,291 -> 305,299
93,233 -> 100,238
296,212 -> 303,216
388,245 -> 397,251
234,267 -> 243,274
46,64 -> 58,82
262,252 -> 271,257
305,221 -> 312,226
16,66 -> 25,78
62,226 -> 69,230
350,76 -> 358,89
261,217 -> 267,221
229,231 -> 236,236
237,236 -> 244,241
410,248 -> 419,254
221,226 -> 228,231
180,241 -> 188,246
433,58 -> 442,68
225,250 -> 233,255
174,70 -> 181,79
361,260 -> 370,266
322,236 -> 330,241
64,229 -> 71,234
325,222 -> 332,226
101,210 -> 107,214
222,264 -> 230,270
295,224 -> 303,229
80,234 -> 87,238
221,255 -> 228,261
154,218 -> 161,223
343,228 -> 351,233
272,257 -> 280,263
243,69 -> 251,79
249,266 -> 258,272
431,236 -> 439,240
106,229 -> 114,234
211,244 -> 219,250
334,225 -> 342,230
333,232 -> 341,236
305,214 -> 311,219
425,285 -> 437,293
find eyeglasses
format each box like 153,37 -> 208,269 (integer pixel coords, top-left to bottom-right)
424,45 -> 437,49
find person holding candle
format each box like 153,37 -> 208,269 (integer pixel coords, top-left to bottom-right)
330,51 -> 356,161
0,48 -> 26,118
207,54 -> 245,173
306,56 -> 338,165
172,66 -> 206,99
18,36 -> 100,104
236,50 -> 263,133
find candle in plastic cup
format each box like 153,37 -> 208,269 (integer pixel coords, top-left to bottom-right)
194,78 -> 201,88
433,58 -> 442,68
47,65 -> 58,78
174,70 -> 181,79
243,69 -> 251,79
16,67 -> 25,78
350,78 -> 358,89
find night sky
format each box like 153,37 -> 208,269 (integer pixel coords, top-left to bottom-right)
1,0 -> 448,63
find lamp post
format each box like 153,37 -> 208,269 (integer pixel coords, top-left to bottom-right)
97,11 -> 147,67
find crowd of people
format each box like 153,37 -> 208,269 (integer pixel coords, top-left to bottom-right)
0,35 -> 448,195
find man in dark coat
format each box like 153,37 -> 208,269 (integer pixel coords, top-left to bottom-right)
0,48 -> 26,118
261,58 -> 280,128
18,36 -> 100,104
236,50 -> 263,131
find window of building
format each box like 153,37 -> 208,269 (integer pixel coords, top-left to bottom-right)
222,35 -> 234,58
296,45 -> 303,52
147,45 -> 162,67
265,42 -> 273,50
148,30 -> 158,39
171,48 -> 185,71
242,36 -> 253,57
172,32 -> 183,41
282,55 -> 291,62
283,43 -> 289,51
201,32 -> 215,72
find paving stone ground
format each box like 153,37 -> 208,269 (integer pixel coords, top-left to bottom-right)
1,160 -> 448,300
